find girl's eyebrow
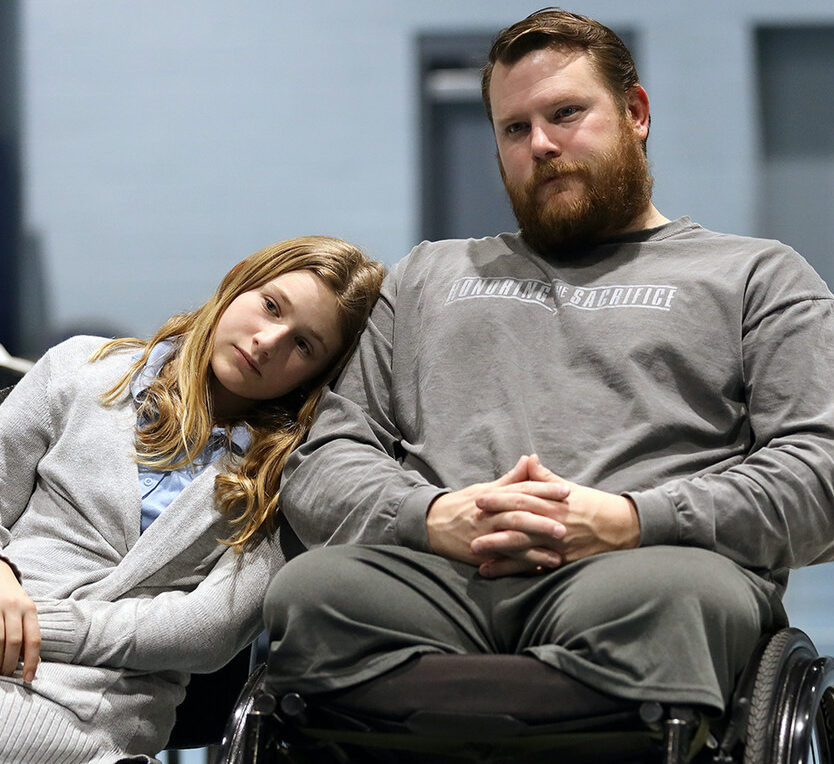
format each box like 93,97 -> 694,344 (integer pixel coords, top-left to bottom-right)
272,285 -> 330,353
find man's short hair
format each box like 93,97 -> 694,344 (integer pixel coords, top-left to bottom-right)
481,7 -> 641,121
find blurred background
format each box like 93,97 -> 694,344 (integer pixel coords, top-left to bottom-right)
1,1 -> 832,759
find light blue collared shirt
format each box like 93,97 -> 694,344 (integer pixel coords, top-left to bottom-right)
130,341 -> 251,532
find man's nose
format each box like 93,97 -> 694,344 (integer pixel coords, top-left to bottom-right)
530,123 -> 560,160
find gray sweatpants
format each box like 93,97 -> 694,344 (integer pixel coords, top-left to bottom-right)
264,545 -> 786,713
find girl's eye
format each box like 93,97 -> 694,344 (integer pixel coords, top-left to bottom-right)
264,297 -> 278,314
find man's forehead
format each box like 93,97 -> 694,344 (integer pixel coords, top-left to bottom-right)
490,47 -> 602,114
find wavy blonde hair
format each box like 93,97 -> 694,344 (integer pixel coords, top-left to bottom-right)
93,236 -> 385,550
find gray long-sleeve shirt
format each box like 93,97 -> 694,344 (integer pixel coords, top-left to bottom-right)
280,218 -> 834,590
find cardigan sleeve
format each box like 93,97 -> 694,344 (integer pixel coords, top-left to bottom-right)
0,348 -> 55,553
32,534 -> 286,673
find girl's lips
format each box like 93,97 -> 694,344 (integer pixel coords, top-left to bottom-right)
235,346 -> 261,375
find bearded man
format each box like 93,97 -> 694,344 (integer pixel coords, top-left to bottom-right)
262,8 -> 834,720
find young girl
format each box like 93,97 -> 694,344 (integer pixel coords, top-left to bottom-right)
0,236 -> 384,762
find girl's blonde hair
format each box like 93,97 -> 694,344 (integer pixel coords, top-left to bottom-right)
93,236 -> 385,550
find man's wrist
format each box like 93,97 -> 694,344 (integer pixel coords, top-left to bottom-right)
619,495 -> 641,549
398,486 -> 447,552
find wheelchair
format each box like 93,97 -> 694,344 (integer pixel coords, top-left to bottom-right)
214,626 -> 834,764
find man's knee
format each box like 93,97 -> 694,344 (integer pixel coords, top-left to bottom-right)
621,547 -> 773,627
584,546 -> 766,609
264,546 -> 366,634
264,545 -> 451,638
534,546 -> 775,645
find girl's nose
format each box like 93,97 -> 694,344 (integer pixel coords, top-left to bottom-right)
254,323 -> 289,355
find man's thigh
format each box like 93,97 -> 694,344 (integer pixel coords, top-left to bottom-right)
513,546 -> 785,709
263,545 -> 501,692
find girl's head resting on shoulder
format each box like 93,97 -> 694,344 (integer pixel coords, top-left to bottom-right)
189,236 -> 385,421
210,269 -> 342,418
95,236 -> 384,550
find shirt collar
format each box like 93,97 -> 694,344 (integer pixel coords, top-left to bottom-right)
129,340 -> 251,455
130,340 -> 176,403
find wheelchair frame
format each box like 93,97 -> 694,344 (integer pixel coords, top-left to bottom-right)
215,627 -> 834,764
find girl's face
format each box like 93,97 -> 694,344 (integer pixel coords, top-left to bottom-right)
210,270 -> 343,419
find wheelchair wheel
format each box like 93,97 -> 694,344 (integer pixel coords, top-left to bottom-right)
744,628 -> 834,764
794,657 -> 834,764
217,663 -> 280,764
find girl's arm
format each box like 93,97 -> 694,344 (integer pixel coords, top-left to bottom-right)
31,534 -> 285,674
0,352 -> 56,682
0,353 -> 54,548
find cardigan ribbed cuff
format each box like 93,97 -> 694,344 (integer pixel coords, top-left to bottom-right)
31,598 -> 79,662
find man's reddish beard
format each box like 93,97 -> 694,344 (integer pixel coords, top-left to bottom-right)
500,117 -> 654,254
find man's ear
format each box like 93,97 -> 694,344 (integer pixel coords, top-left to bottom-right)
625,85 -> 650,141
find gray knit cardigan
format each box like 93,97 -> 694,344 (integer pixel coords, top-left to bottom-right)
0,336 -> 286,758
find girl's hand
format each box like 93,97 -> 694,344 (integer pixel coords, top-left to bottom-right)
0,560 -> 40,682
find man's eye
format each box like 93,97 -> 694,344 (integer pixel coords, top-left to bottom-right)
506,122 -> 528,136
296,338 -> 311,355
555,106 -> 580,119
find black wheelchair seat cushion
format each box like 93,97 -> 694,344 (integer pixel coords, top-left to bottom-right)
311,654 -> 640,737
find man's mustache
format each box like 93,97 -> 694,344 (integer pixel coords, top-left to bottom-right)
529,159 -> 590,185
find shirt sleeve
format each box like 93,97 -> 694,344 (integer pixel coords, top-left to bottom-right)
279,264 -> 445,552
32,534 -> 285,673
631,253 -> 834,572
